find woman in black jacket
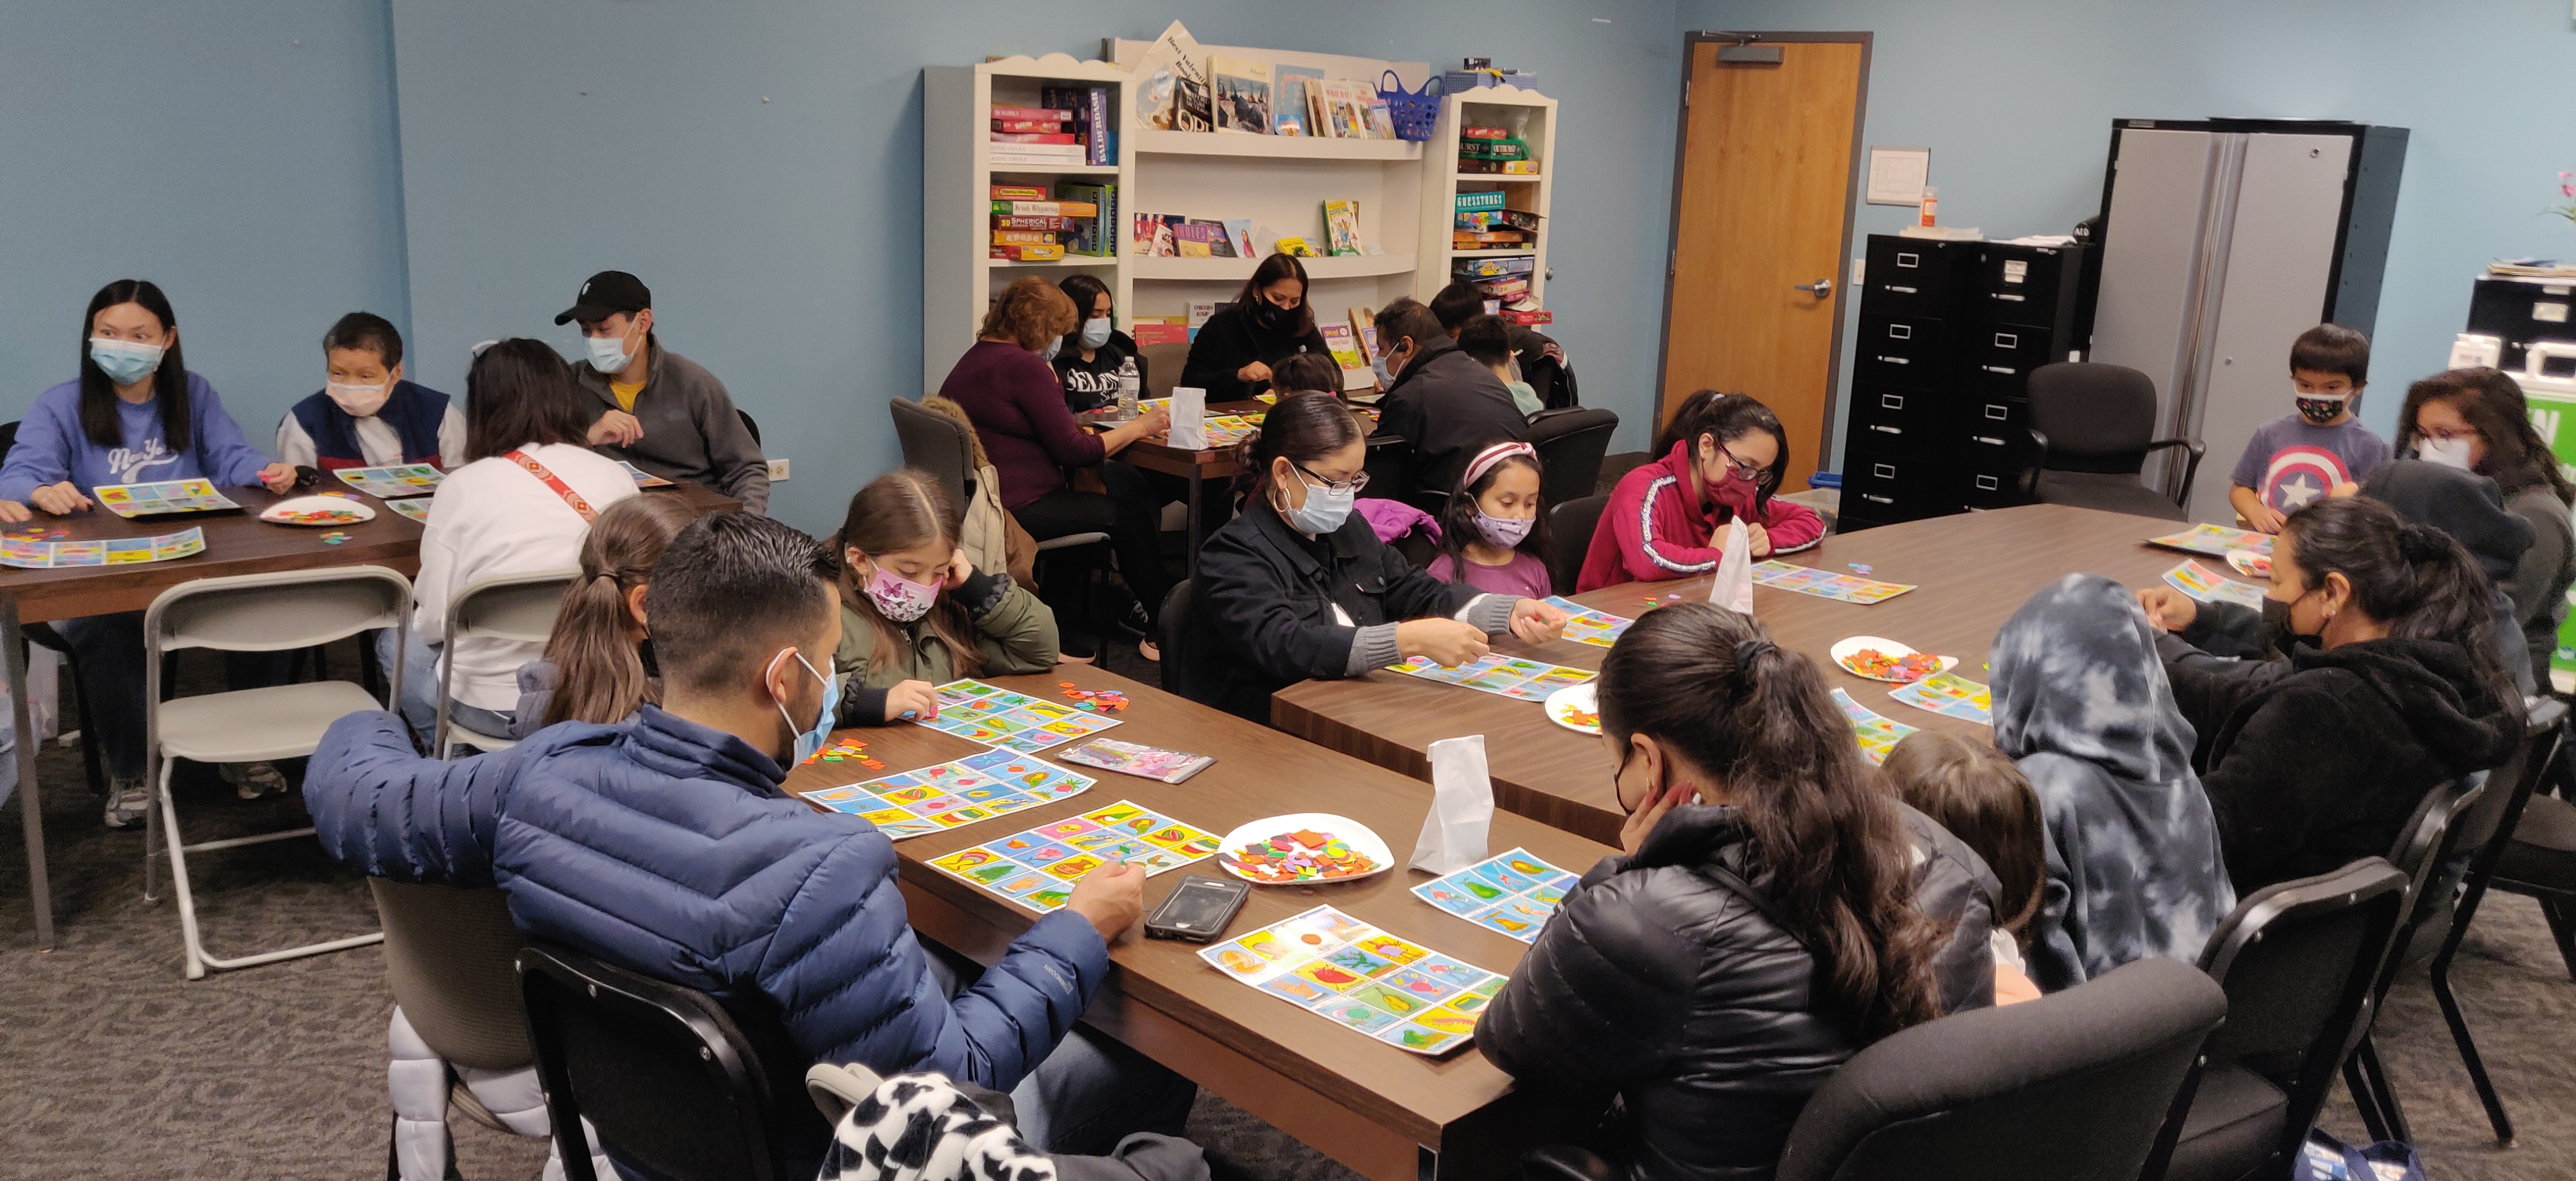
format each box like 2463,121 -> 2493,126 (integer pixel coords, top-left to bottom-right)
1049,273 -> 1142,412
1178,253 -> 1334,402
2148,496 -> 2521,892
1190,393 -> 1565,720
1481,602 -> 1986,1181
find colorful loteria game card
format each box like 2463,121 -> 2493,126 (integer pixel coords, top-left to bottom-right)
1199,904 -> 1505,1055
1887,672 -> 1993,726
1543,597 -> 1634,649
617,460 -> 676,488
332,464 -> 445,499
1831,688 -> 1919,765
0,527 -> 205,570
1412,848 -> 1579,943
1198,415 -> 1263,448
1748,560 -> 1916,604
1384,653 -> 1594,701
2146,523 -> 2275,559
929,800 -> 1220,913
916,678 -> 1125,752
2162,559 -> 2269,611
800,749 -> 1093,838
91,479 -> 240,518
385,498 -> 434,523
1055,738 -> 1215,784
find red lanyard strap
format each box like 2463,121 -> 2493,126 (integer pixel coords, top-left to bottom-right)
502,449 -> 599,523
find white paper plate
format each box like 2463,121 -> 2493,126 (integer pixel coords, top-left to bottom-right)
1545,682 -> 1601,735
1213,813 -> 1394,886
1829,635 -> 1956,683
2225,548 -> 2273,580
259,495 -> 377,526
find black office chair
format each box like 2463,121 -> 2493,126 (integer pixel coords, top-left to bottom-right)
1522,960 -> 2227,1181
1157,579 -> 1218,706
519,942 -> 830,1181
2417,699 -> 2566,1146
1361,434 -> 1412,502
1544,494 -> 1609,597
2144,857 -> 2410,1181
737,408 -> 761,447
1525,408 -> 1618,508
2340,777 -> 2484,1144
4,417 -> 108,796
888,398 -> 973,507
2023,362 -> 2204,522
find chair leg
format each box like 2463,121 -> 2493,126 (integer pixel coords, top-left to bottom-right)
2343,1053 -> 2392,1146
2357,1035 -> 2411,1144
65,658 -> 105,797
158,756 -> 378,979
2432,945 -> 2515,1146
2541,898 -> 2576,984
158,759 -> 207,980
386,1112 -> 401,1181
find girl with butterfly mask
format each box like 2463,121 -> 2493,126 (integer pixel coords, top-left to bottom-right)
830,470 -> 1060,727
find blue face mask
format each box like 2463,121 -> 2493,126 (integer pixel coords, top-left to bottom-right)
1370,355 -> 1394,388
586,329 -> 635,375
1040,335 -> 1063,362
1080,317 -> 1112,351
770,650 -> 844,765
1281,471 -> 1357,535
90,338 -> 164,385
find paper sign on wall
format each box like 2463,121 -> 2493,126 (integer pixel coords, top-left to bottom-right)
1865,147 -> 1930,206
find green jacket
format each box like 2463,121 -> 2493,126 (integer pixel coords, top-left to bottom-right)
832,568 -> 1058,725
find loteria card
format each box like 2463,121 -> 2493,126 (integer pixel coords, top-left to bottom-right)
2162,560 -> 2269,611
929,801 -> 1220,913
1385,653 -> 1593,701
1887,672 -> 1993,727
0,527 -> 205,570
1748,560 -> 1916,604
799,749 -> 1092,839
1055,738 -> 1214,784
1831,688 -> 1919,765
2146,523 -> 2275,559
92,479 -> 239,518
618,461 -> 675,488
1200,904 -> 1504,1055
333,464 -> 444,499
1412,848 -> 1579,943
386,497 -> 434,523
915,678 -> 1123,753
1543,597 -> 1633,649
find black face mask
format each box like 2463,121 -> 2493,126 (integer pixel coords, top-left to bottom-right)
2260,593 -> 2321,658
638,635 -> 662,681
1251,300 -> 1288,331
2295,394 -> 2350,426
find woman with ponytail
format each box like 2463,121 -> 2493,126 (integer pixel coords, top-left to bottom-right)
830,469 -> 1058,727
512,495 -> 698,736
1481,602 -> 1999,1181
2160,495 -> 2521,891
1192,393 -> 1566,720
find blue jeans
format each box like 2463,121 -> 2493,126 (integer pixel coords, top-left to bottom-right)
924,943 -> 1197,1155
375,628 -> 514,749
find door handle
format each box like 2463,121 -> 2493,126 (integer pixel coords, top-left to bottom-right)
1793,278 -> 1834,296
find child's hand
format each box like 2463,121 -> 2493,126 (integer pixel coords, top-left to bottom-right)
1620,781 -> 1694,856
942,547 -> 974,589
28,482 -> 90,516
2135,586 -> 2198,633
0,500 -> 26,523
257,462 -> 298,494
2243,502 -> 2286,534
883,679 -> 940,722
1507,598 -> 1569,644
1745,523 -> 1773,558
1396,618 -> 1489,667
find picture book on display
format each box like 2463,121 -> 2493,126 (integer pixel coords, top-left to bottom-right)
1413,848 -> 1577,943
1322,201 -> 1362,257
1209,57 -> 1271,134
1200,905 -> 1503,1055
1272,65 -> 1322,136
930,801 -> 1221,914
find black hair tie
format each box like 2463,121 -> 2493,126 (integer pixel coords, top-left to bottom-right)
1731,638 -> 1775,685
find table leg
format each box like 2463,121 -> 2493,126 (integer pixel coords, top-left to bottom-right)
1185,465 -> 1205,578
4,596 -> 53,949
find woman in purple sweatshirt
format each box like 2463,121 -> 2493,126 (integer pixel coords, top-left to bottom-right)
0,280 -> 295,828
937,277 -> 1171,660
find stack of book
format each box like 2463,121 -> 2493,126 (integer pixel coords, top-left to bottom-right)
990,185 -> 1104,261
1128,213 -> 1256,258
1453,253 -> 1545,322
991,87 -> 1112,168
1459,126 -> 1540,174
1451,191 -> 1538,253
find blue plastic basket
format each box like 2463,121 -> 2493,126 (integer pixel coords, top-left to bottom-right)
1377,71 -> 1442,142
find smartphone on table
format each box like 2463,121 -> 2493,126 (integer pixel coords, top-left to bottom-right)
1143,875 -> 1251,942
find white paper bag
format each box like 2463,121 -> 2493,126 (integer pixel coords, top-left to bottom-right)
1410,735 -> 1495,875
1709,518 -> 1755,614
1168,386 -> 1208,450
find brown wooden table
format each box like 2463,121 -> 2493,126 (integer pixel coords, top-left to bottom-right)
1082,398 -> 1379,574
782,663 -> 1614,1181
1275,504 -> 2205,844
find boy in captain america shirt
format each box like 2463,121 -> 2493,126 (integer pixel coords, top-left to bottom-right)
2228,323 -> 2389,533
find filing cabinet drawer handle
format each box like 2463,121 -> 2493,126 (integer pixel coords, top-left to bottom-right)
1880,393 -> 1905,410
1887,323 -> 1914,339
1869,425 -> 1901,435
1992,292 -> 2026,302
1972,434 -> 2006,447
1863,493 -> 1895,505
1896,252 -> 1920,268
1877,355 -> 1910,365
1871,464 -> 1897,479
1984,365 -> 2015,375
1983,404 -> 2008,421
1887,285 -> 1918,294
1974,475 -> 2000,492
1993,332 -> 2019,348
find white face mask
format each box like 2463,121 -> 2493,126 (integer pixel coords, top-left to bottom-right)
588,327 -> 636,375
325,380 -> 391,418
2418,436 -> 2475,470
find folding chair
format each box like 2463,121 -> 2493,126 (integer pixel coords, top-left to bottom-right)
435,570 -> 579,758
143,564 -> 410,979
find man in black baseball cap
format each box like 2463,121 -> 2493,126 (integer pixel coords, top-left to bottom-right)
557,270 -> 770,512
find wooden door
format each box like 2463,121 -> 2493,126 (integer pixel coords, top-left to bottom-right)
1659,36 -> 1868,490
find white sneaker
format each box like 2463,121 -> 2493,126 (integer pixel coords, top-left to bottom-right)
103,778 -> 149,830
224,761 -> 289,800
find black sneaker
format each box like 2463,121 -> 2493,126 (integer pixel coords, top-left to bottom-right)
1114,598 -> 1154,640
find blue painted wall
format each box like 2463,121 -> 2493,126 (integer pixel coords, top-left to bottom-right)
1682,0 -> 2576,466
0,2 -> 411,456
387,1 -> 1684,531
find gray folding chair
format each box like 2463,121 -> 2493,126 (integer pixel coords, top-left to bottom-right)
143,564 -> 411,979
435,570 -> 579,758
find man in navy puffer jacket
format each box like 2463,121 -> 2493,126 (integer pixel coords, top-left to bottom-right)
306,512 -> 1190,1169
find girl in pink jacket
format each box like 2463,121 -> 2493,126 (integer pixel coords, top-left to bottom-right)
1578,393 -> 1823,592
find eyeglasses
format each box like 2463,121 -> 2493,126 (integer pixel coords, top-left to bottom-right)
1713,440 -> 1773,486
1292,461 -> 1369,495
2418,424 -> 2481,443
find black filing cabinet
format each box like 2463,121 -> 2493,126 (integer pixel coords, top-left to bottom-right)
1837,234 -> 2090,532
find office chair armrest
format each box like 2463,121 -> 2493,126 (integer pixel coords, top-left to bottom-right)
1520,1145 -> 1617,1181
2146,437 -> 2207,502
2021,427 -> 2052,499
806,1062 -> 884,1126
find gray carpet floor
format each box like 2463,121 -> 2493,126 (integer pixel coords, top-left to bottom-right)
1,644 -> 2568,1179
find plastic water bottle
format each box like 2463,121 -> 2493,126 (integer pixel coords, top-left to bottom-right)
1116,356 -> 1141,416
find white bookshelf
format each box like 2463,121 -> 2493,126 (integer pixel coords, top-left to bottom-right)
1414,85 -> 1557,313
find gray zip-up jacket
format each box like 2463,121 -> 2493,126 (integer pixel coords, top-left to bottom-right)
575,337 -> 769,512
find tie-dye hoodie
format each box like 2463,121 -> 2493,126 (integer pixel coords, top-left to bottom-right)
1991,573 -> 2237,991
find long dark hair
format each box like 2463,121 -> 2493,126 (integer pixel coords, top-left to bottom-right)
1057,273 -> 1112,325
1234,253 -> 1317,339
540,495 -> 698,728
1433,445 -> 1549,582
79,280 -> 192,452
1687,393 -> 1790,513
2397,368 -> 2576,506
1232,391 -> 1363,503
1596,602 -> 1945,1042
832,469 -> 983,678
2281,496 -> 2523,717
463,339 -> 593,462
1652,389 -> 1725,457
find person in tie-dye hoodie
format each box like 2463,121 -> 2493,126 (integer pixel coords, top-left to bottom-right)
1990,573 -> 2237,991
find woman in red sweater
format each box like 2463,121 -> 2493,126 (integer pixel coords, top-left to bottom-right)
938,277 -> 1170,658
1576,392 -> 1824,593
